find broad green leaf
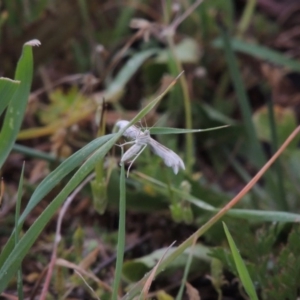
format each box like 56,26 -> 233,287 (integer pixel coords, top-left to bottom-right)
0,39 -> 40,168
122,245 -> 210,282
213,37 -> 300,72
223,222 -> 259,300
0,78 -> 20,116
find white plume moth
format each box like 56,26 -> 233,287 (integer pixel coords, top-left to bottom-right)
116,120 -> 185,176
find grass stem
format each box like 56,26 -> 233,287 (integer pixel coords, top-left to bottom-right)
112,161 -> 126,300
166,35 -> 194,173
267,98 -> 288,210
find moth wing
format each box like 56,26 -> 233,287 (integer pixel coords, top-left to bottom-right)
148,138 -> 185,174
121,144 -> 143,163
116,120 -> 141,140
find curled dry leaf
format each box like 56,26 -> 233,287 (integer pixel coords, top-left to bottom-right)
185,282 -> 201,300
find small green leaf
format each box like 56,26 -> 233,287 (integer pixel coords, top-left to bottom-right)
73,226 -> 84,260
169,203 -> 183,223
91,179 -> 108,215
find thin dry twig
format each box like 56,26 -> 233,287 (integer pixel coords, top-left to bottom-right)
211,126 -> 300,220
141,241 -> 176,300
168,0 -> 204,33
56,258 -> 112,293
0,292 -> 18,300
39,173 -> 95,300
29,266 -> 49,300
74,270 -> 101,300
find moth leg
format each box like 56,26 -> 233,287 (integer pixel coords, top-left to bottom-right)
116,140 -> 136,147
126,144 -> 147,177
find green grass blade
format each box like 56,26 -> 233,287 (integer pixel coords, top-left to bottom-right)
218,26 -> 266,168
15,163 -> 25,300
112,1 -> 135,41
266,98 -> 287,210
175,243 -> 194,300
223,222 -> 259,300
105,48 -> 159,101
223,147 -> 268,201
0,78 -> 20,116
12,143 -> 61,163
150,125 -> 229,135
20,135 -> 112,223
136,173 -> 300,223
0,136 -> 119,292
213,37 -> 300,72
218,25 -> 283,208
237,0 -> 256,37
0,40 -> 40,168
166,36 -> 194,173
190,197 -> 300,222
224,209 -> 300,222
4,0 -> 20,33
112,159 -> 126,300
201,103 -> 238,125
0,134 -> 113,268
